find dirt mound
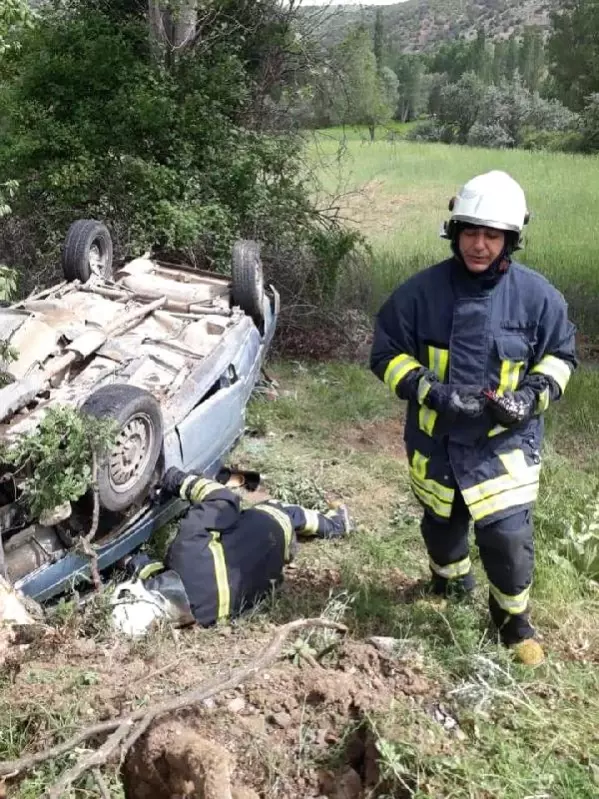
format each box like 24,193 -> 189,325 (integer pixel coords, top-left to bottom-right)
123,638 -> 437,798
122,722 -> 259,799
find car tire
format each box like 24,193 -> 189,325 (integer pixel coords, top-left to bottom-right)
231,239 -> 265,327
80,384 -> 163,513
62,219 -> 113,283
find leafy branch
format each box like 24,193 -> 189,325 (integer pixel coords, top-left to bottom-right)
1,405 -> 117,517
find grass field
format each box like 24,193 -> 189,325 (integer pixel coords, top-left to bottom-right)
3,136 -> 599,798
238,363 -> 599,798
308,131 -> 599,334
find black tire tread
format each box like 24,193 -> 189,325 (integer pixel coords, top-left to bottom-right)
62,219 -> 113,283
231,239 -> 264,325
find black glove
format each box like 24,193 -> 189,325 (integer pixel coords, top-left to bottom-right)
448,387 -> 486,418
427,382 -> 486,418
160,466 -> 188,497
484,387 -> 536,426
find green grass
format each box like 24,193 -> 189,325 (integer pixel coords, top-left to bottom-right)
307,133 -> 599,333
306,120 -> 416,143
236,360 -> 599,799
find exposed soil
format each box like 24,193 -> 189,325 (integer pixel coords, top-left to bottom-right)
341,417 -> 406,460
122,637 -> 438,798
3,613 -> 441,798
340,180 -> 442,235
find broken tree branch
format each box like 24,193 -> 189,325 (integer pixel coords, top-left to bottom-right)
0,618 -> 347,795
76,452 -> 102,591
92,768 -> 111,799
45,722 -> 134,799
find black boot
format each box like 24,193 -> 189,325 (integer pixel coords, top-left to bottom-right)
430,570 -> 476,598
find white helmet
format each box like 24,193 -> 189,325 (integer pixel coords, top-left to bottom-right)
443,170 -> 529,239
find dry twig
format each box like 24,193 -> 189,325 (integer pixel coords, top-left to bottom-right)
0,618 -> 347,797
92,768 -> 111,799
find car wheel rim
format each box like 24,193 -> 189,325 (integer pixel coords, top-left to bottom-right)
89,242 -> 108,277
108,413 -> 155,494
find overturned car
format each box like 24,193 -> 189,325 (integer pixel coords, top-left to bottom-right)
0,220 -> 278,602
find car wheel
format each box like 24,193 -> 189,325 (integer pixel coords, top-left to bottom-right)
62,219 -> 113,283
231,239 -> 265,327
80,384 -> 163,513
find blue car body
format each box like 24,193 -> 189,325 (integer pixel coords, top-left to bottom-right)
4,269 -> 279,602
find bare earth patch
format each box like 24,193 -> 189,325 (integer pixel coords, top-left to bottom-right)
341,416 -> 406,460
340,180 -> 443,235
122,637 -> 438,799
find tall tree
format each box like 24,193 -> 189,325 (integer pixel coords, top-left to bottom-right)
333,24 -> 396,140
373,7 -> 384,69
548,0 -> 599,110
430,40 -> 473,83
505,34 -> 519,81
519,26 -> 545,93
491,40 -> 507,85
437,71 -> 484,143
394,53 -> 428,122
472,27 -> 492,83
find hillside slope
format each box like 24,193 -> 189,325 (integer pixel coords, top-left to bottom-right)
305,0 -> 557,53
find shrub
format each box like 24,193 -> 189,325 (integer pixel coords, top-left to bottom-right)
406,118 -> 452,143
0,0 -> 358,317
578,93 -> 599,153
467,121 -> 514,149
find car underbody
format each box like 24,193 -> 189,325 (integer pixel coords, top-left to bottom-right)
0,223 -> 278,601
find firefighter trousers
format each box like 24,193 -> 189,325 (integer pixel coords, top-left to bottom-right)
262,500 -> 343,550
420,490 -> 535,644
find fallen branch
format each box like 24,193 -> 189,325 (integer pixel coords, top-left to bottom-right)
76,453 -> 102,591
92,768 -> 111,799
0,618 -> 347,795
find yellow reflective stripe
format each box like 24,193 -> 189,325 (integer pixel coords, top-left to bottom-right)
411,480 -> 453,519
536,387 -> 550,414
208,532 -> 230,622
417,375 -> 432,405
418,346 -> 448,436
301,508 -> 320,536
138,561 -> 164,580
411,450 -> 428,480
181,477 -> 222,503
383,354 -> 421,394
462,450 -> 540,505
430,557 -> 471,579
428,346 -> 449,381
409,451 -> 454,502
489,583 -> 530,615
419,406 -> 437,436
470,483 -> 539,522
410,472 -> 455,504
501,449 -> 528,474
488,424 -> 508,438
254,504 -> 293,560
497,359 -> 524,396
531,355 -> 571,393
179,475 -> 197,499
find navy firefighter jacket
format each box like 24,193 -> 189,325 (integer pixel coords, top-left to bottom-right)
370,258 -> 577,526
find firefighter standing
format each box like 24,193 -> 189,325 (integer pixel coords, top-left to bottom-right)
370,171 -> 577,666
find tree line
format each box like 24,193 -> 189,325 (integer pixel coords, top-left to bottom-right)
0,0 -> 360,319
299,1 -> 599,154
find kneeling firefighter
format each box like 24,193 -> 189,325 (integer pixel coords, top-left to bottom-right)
370,171 -> 577,666
112,467 -> 350,634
